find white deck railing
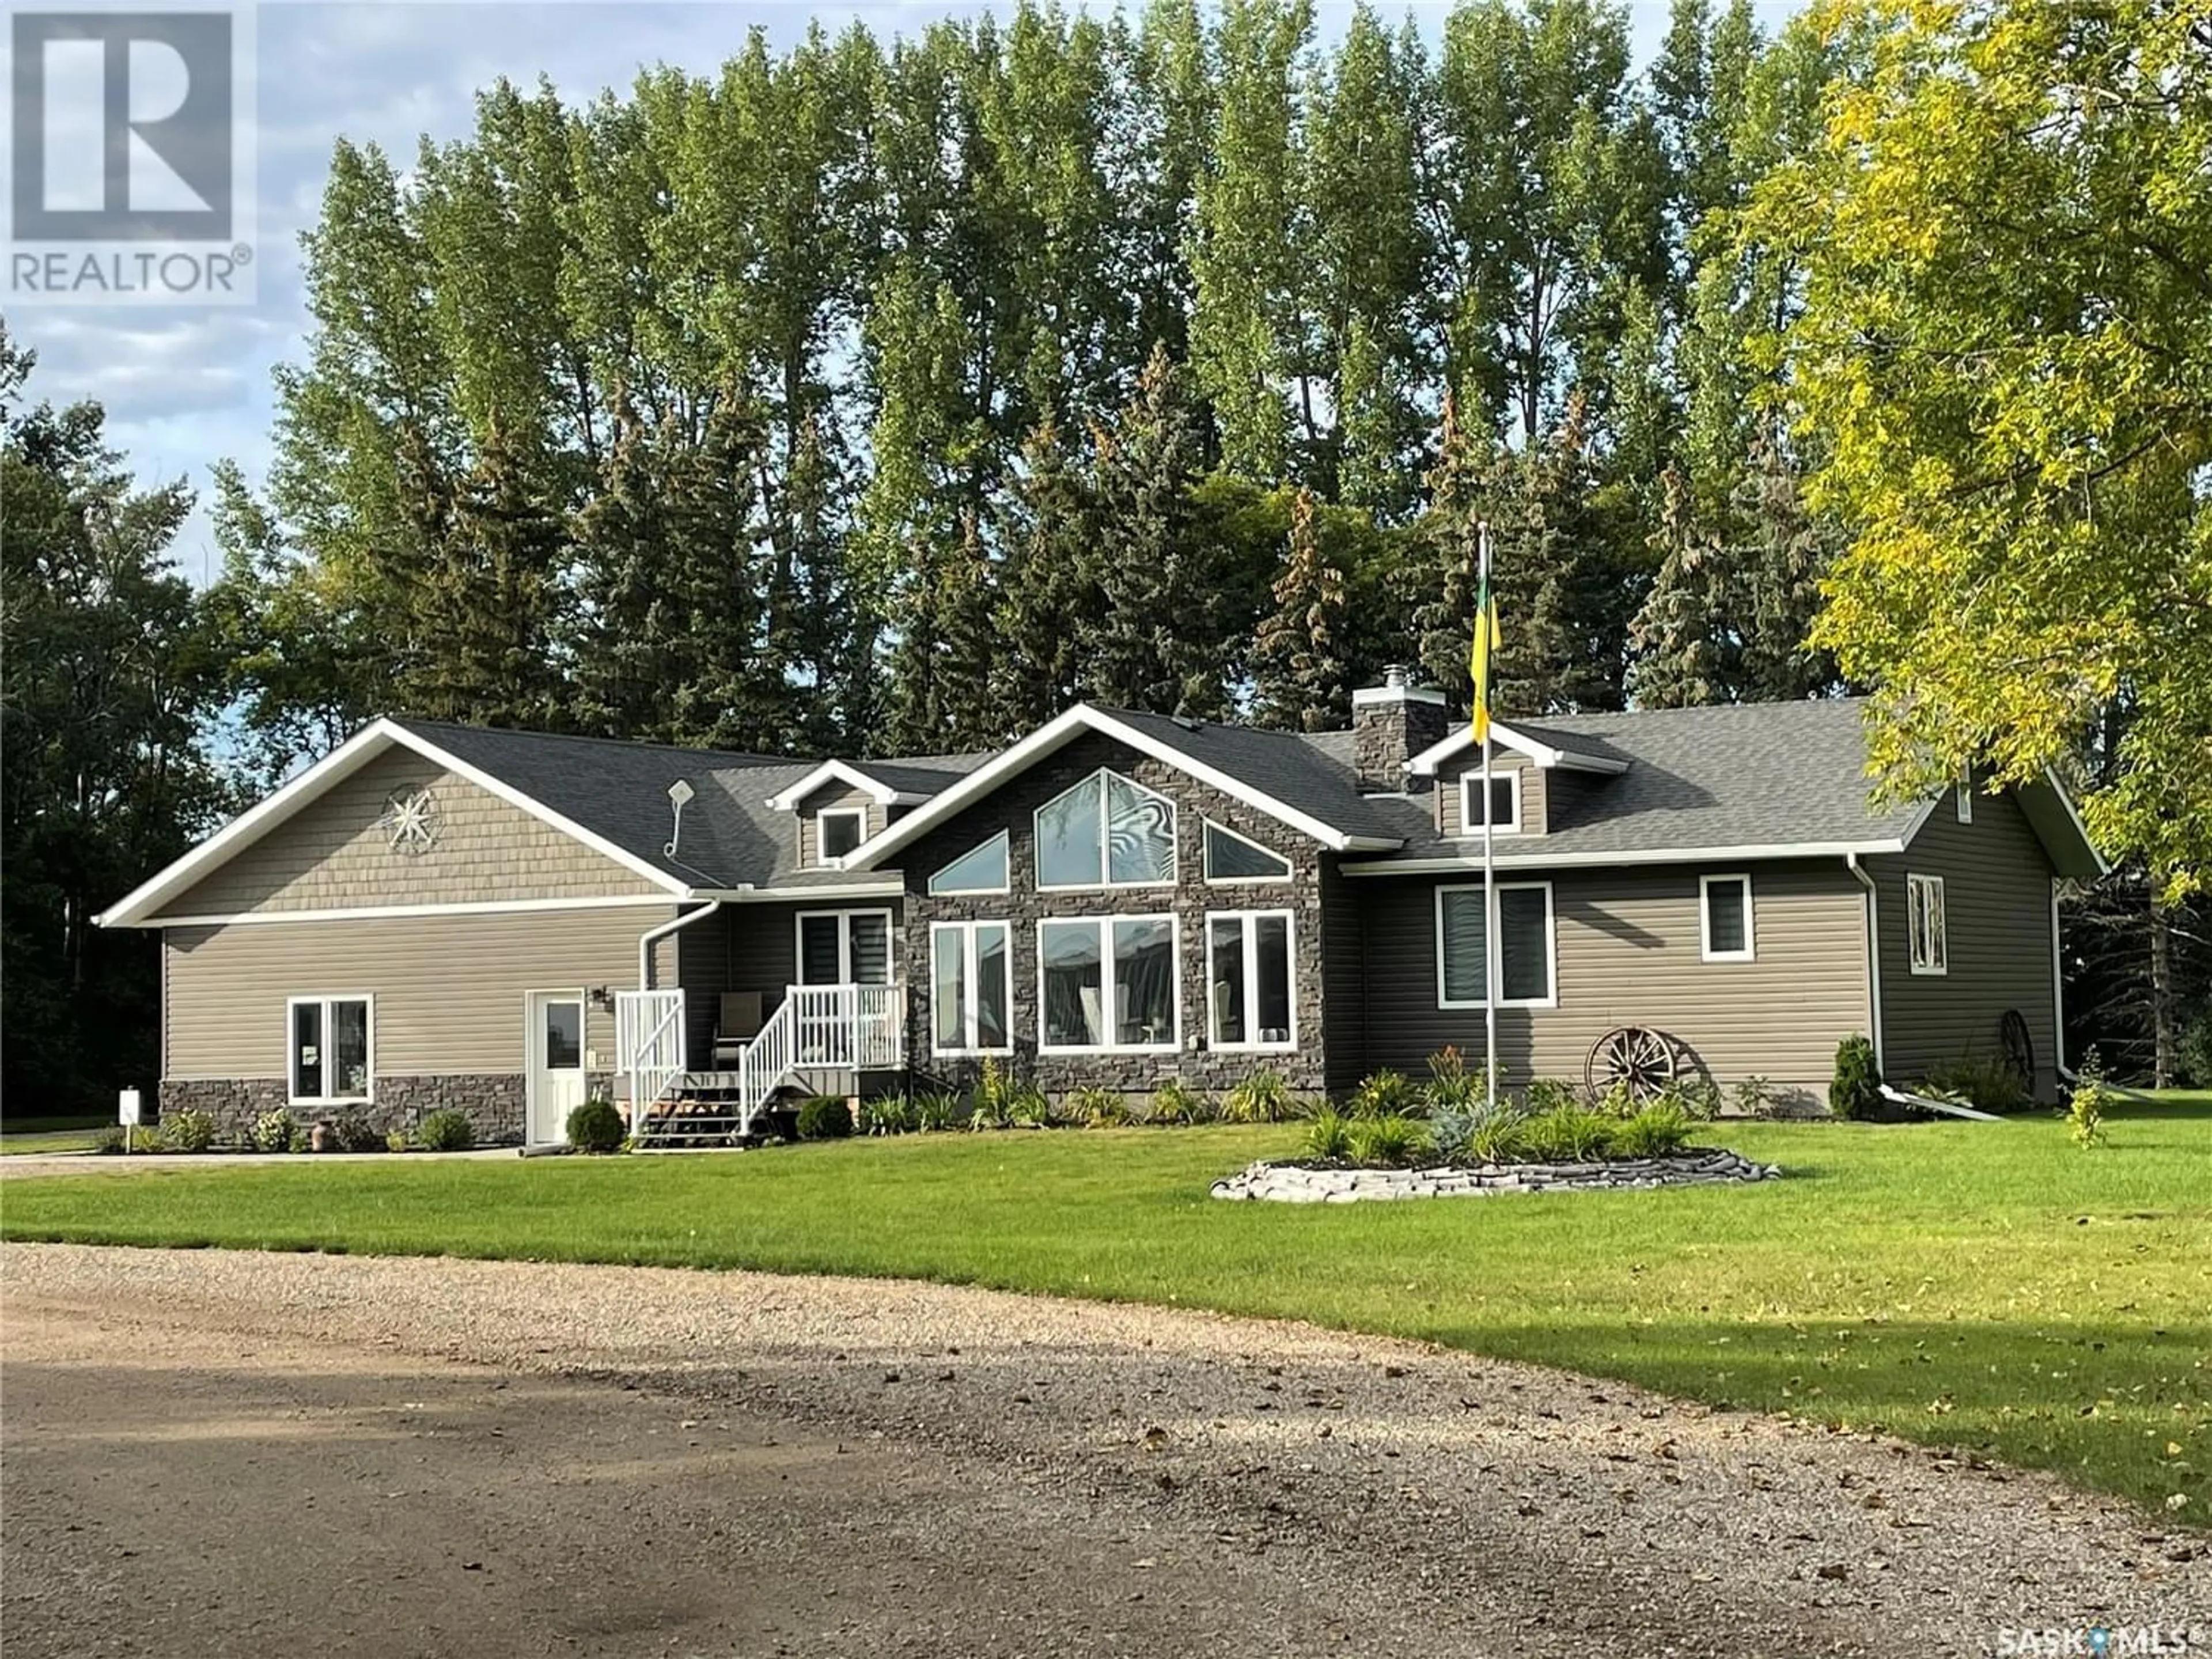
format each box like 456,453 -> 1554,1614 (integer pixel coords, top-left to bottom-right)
615,989 -> 686,1132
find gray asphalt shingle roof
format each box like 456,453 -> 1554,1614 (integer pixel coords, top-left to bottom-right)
400,698 -> 1914,887
1377,699 -> 1913,863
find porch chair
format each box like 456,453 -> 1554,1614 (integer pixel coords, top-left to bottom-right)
711,990 -> 765,1067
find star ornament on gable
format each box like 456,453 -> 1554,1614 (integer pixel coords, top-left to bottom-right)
378,787 -> 440,855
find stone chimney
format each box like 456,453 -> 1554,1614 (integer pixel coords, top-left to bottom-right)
1350,668 -> 1449,794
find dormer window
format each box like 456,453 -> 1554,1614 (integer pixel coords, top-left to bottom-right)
816,807 -> 866,865
1459,771 -> 1519,836
1035,770 -> 1176,889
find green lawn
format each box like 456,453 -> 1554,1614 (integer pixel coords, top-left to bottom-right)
5,1102 -> 2206,1520
0,1119 -> 109,1156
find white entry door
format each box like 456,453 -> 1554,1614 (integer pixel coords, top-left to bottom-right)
527,991 -> 587,1142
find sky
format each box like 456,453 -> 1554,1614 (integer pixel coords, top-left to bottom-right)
7,0 -> 1802,582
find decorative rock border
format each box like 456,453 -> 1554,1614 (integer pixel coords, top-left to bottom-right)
1210,1148 -> 1781,1203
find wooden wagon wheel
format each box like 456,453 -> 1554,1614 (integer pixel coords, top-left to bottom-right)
1585,1025 -> 1683,1104
1998,1009 -> 2035,1089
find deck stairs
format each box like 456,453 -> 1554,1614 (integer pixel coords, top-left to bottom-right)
617,984 -> 902,1145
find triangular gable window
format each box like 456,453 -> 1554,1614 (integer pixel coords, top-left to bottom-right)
1036,770 -> 1176,889
1203,819 -> 1290,882
929,831 -> 1010,895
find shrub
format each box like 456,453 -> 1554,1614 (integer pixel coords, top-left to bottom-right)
385,1130 -> 412,1153
2067,1049 -> 2111,1150
1611,1100 -> 1694,1158
796,1096 -> 854,1140
1422,1047 -> 1487,1116
159,1107 -> 217,1153
1222,1068 -> 1300,1124
972,1057 -> 1018,1128
1518,1104 -> 1613,1163
911,1089 -> 964,1132
1344,1113 -> 1428,1167
1066,1086 -> 1130,1128
1428,1102 -> 1475,1163
1303,1107 -> 1354,1161
1593,1081 -> 1641,1120
1921,1055 -> 2033,1114
1146,1079 -> 1207,1126
566,1095 -> 627,1153
2183,1009 -> 2212,1089
1830,1035 -> 1883,1120
1006,1085 -> 1054,1128
328,1113 -> 384,1153
1729,1075 -> 1776,1118
1349,1069 -> 1418,1119
92,1125 -> 126,1155
249,1108 -> 299,1153
418,1109 -> 475,1152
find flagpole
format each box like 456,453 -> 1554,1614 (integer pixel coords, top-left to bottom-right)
1478,521 -> 1498,1116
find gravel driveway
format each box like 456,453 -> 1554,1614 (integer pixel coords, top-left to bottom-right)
3,1243 -> 2204,1657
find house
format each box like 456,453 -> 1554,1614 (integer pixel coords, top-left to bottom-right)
97,681 -> 2105,1143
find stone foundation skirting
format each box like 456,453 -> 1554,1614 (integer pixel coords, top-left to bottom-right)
159,1074 -> 536,1146
1210,1148 -> 1781,1202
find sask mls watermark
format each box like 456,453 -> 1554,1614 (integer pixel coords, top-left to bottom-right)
4,3 -> 256,304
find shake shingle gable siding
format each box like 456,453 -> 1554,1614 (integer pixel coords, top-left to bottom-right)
896,731 -> 1332,1099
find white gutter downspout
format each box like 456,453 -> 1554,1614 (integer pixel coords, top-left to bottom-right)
637,900 -> 723,990
1846,854 -> 1885,1075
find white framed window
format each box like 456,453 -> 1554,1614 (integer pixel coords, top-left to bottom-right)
815,807 -> 867,865
1202,819 -> 1291,883
929,830 -> 1010,895
1699,873 -> 1755,963
1435,882 -> 1555,1008
287,994 -> 373,1105
796,908 -> 894,985
1907,873 -> 1948,975
1955,777 -> 1973,824
1038,915 -> 1179,1052
1456,771 -> 1520,836
930,921 -> 1011,1054
1035,769 -> 1176,889
1206,910 -> 1296,1050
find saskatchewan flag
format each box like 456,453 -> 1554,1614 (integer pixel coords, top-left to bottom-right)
1469,576 -> 1501,743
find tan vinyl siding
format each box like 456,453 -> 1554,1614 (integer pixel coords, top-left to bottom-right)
162,904 -> 671,1079
793,785 -> 881,871
151,748 -> 663,919
1436,752 -> 1545,838
1868,782 -> 2059,1097
1354,861 -> 1868,1106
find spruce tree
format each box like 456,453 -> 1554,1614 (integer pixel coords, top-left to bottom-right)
1251,487 -> 1350,730
994,414 -> 1100,730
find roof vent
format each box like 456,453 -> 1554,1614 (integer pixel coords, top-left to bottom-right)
1173,715 -> 1203,732
664,778 -> 695,859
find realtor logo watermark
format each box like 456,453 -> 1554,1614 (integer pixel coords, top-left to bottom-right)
1997,1625 -> 2205,1656
5,3 -> 256,303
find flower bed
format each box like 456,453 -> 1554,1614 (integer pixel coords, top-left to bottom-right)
1210,1147 -> 1781,1203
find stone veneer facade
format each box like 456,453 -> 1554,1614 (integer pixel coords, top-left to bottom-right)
897,731 -> 1331,1100
154,1072 -> 611,1146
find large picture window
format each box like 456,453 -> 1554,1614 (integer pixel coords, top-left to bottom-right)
1435,883 -> 1555,1007
931,921 -> 1010,1053
289,995 -> 372,1105
1035,770 -> 1176,889
1039,916 -> 1177,1051
1207,911 -> 1295,1050
797,910 -> 893,984
1907,873 -> 1947,975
